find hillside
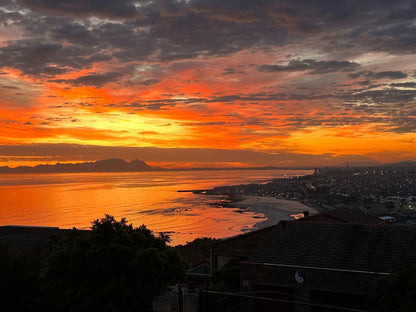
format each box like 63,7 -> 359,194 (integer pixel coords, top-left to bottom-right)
0,159 -> 162,174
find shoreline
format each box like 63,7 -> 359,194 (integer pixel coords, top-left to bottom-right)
232,196 -> 318,230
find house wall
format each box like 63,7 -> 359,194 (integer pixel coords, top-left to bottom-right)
240,263 -> 384,312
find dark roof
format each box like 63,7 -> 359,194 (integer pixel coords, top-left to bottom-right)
212,224 -> 278,252
301,208 -> 382,224
247,222 -> 416,274
0,225 -> 61,254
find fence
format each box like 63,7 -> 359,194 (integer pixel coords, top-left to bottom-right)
161,286 -> 373,312
169,286 -> 239,312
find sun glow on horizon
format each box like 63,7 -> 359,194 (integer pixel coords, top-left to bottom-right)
0,1 -> 415,167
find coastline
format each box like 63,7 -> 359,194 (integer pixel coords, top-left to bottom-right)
233,196 -> 318,230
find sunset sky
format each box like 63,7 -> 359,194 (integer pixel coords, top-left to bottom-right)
0,0 -> 415,168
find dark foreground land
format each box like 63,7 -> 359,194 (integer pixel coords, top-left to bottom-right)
0,216 -> 187,312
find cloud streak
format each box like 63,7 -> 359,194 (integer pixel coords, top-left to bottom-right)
0,0 -> 415,167
259,59 -> 360,74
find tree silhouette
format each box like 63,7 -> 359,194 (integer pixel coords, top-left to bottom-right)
41,215 -> 186,312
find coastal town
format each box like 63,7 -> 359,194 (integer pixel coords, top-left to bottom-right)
206,164 -> 416,224
165,164 -> 416,311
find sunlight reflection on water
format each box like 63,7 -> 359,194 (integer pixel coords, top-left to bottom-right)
0,169 -> 311,245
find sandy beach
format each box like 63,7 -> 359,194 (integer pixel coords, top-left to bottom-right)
235,196 -> 318,229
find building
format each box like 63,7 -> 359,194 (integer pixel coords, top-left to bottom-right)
300,207 -> 383,224
0,225 -> 61,255
240,222 -> 416,311
211,208 -> 382,272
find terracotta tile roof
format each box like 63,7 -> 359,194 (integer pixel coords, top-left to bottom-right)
247,222 -> 416,274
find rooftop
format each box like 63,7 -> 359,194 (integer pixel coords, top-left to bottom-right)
0,225 -> 61,254
301,207 -> 382,224
247,222 -> 416,274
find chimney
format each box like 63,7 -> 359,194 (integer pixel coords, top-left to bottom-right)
303,211 -> 309,217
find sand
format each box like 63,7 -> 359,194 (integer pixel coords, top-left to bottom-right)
235,196 -> 318,229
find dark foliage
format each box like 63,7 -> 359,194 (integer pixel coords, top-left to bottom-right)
40,215 -> 187,312
0,240 -> 44,311
0,215 -> 187,312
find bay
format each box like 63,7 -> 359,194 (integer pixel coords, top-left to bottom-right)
0,169 -> 311,245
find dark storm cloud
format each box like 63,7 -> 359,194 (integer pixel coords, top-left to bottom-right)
191,0 -> 356,27
349,71 -> 408,80
209,91 -> 335,103
143,10 -> 289,61
50,72 -> 123,87
283,115 -> 388,129
112,96 -> 206,111
189,0 -> 416,49
8,0 -> 289,64
365,21 -> 416,53
386,110 -> 416,132
222,67 -> 246,75
95,22 -> 146,49
344,89 -> 416,105
111,91 -> 336,112
124,102 -> 169,111
259,59 -> 360,74
0,39 -> 111,76
51,22 -> 99,46
1,0 -> 415,75
17,0 -> 138,18
390,82 -> 416,88
200,86 -> 416,134
372,71 -> 408,79
0,6 -> 22,23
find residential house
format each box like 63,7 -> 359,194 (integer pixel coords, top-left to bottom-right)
240,222 -> 416,311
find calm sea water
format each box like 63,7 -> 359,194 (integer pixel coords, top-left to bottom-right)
0,169 -> 311,245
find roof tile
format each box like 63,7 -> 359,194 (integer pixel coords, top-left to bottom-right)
248,222 -> 416,273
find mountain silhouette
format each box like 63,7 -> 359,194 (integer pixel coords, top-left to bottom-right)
0,159 -> 162,174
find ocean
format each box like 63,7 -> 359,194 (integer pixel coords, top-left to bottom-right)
0,169 -> 311,245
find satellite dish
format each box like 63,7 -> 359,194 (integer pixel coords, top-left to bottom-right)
295,271 -> 305,283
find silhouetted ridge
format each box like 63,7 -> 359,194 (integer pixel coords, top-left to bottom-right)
381,160 -> 416,168
0,159 -> 161,174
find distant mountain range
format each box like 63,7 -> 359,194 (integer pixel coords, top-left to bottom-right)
0,159 -> 162,174
380,160 -> 416,168
340,160 -> 416,169
0,159 -> 415,174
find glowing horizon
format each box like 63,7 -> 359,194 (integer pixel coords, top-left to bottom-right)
0,1 -> 415,168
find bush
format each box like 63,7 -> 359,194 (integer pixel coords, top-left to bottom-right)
40,215 -> 187,312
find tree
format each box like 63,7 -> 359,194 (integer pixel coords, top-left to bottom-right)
0,240 -> 44,311
41,215 -> 187,312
